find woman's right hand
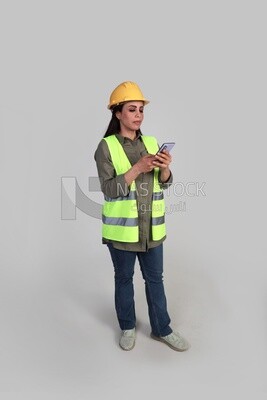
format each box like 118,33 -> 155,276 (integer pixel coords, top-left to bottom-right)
136,154 -> 157,174
124,154 -> 156,186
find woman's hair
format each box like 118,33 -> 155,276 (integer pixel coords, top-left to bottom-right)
103,104 -> 142,138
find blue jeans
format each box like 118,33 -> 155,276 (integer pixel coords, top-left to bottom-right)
107,243 -> 172,337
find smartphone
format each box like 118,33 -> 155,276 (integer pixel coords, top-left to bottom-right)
156,142 -> 175,155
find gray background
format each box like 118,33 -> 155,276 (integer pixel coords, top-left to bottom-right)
1,0 -> 266,399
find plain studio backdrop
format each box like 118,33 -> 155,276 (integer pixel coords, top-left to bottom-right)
1,1 -> 266,399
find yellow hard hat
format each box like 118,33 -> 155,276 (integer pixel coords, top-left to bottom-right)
107,81 -> 149,109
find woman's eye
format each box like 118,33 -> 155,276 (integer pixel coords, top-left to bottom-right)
129,109 -> 144,113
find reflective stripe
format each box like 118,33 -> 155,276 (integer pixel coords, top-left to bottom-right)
152,216 -> 165,225
152,192 -> 163,201
104,190 -> 136,202
102,215 -> 139,227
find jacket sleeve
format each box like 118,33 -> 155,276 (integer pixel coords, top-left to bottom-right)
158,170 -> 173,190
94,139 -> 130,198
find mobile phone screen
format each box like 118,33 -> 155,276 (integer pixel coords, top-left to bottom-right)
156,142 -> 175,154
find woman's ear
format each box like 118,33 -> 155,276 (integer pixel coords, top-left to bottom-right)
115,111 -> 121,120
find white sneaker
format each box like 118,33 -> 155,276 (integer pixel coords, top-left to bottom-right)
119,328 -> 136,351
151,331 -> 190,351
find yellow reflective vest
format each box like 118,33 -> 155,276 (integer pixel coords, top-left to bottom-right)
102,134 -> 166,242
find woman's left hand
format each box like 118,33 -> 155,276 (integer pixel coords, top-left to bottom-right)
153,150 -> 172,182
153,150 -> 172,169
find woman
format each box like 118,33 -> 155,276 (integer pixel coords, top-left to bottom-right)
94,81 -> 190,352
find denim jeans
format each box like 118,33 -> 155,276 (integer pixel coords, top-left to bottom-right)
107,243 -> 173,337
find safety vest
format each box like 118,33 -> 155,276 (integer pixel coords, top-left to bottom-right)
102,134 -> 166,242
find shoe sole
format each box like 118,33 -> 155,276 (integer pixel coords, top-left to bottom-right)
150,333 -> 189,352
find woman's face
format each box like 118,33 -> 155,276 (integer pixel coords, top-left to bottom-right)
116,101 -> 144,132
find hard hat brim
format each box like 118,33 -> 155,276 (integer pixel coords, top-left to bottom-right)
107,99 -> 150,110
